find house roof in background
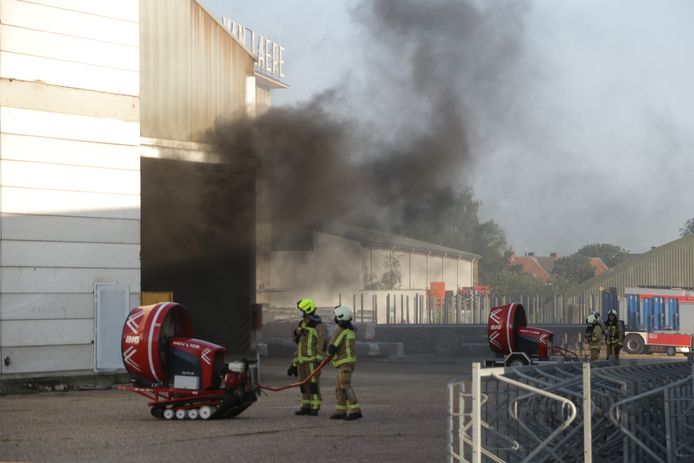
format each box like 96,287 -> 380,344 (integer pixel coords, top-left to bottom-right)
511,254 -> 609,283
509,255 -> 552,283
590,257 -> 609,276
535,256 -> 557,275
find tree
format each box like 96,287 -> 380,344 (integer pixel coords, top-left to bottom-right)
551,254 -> 595,284
576,243 -> 629,267
391,186 -> 509,283
364,252 -> 402,290
380,252 -> 402,289
680,217 -> 694,237
485,268 -> 554,300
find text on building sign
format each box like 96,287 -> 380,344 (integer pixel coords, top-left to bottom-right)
222,17 -> 285,79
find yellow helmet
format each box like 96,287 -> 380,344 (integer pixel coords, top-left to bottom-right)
297,298 -> 316,315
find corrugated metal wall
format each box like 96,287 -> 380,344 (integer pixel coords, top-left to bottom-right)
255,86 -> 272,115
0,0 -> 141,375
565,235 -> 694,309
140,0 -> 254,141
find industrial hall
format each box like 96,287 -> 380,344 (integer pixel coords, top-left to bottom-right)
0,0 -> 287,379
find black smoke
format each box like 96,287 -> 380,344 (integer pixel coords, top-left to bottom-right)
206,0 -> 526,247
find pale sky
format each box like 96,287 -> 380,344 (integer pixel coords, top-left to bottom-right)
201,0 -> 694,256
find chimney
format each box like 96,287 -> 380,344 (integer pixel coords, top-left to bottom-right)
550,252 -> 558,259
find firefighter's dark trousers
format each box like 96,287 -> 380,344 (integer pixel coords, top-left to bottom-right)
335,363 -> 360,414
589,347 -> 601,361
606,343 -> 621,365
298,362 -> 321,411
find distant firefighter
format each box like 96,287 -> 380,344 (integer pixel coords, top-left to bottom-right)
327,305 -> 362,421
605,309 -> 625,365
585,311 -> 603,361
289,298 -> 326,416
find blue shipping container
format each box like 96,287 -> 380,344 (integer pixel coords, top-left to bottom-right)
652,297 -> 664,330
627,294 -> 640,330
667,298 -> 680,331
642,298 -> 653,332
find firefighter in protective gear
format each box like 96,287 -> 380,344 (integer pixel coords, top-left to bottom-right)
605,309 -> 625,365
585,311 -> 603,361
289,298 -> 326,416
327,305 -> 362,421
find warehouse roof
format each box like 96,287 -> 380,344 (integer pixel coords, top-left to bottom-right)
319,223 -> 480,260
564,234 -> 694,298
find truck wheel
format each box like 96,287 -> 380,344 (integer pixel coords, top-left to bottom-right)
624,334 -> 644,354
666,346 -> 676,356
433,332 -> 457,357
505,353 -> 531,367
405,332 -> 428,355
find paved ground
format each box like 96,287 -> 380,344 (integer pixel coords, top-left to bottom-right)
0,354 -> 486,463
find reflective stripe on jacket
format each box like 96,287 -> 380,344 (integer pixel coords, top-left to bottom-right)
606,321 -> 625,346
329,327 -> 356,367
292,319 -> 326,365
589,324 -> 603,349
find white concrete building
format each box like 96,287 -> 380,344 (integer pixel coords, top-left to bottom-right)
0,0 -> 286,379
270,223 -> 479,322
1,0 -> 141,376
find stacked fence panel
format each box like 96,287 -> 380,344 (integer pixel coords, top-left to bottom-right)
449,360 -> 694,462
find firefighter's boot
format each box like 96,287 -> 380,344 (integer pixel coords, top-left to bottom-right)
345,411 -> 363,421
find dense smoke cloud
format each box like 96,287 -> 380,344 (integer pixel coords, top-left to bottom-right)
208,0 -> 526,244
209,0 -> 694,255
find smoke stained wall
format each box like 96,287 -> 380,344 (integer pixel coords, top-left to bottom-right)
141,157 -> 255,352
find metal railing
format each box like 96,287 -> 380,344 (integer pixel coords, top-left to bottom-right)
449,360 -> 694,462
341,291 -> 586,325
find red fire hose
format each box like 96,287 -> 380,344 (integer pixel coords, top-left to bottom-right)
258,356 -> 333,392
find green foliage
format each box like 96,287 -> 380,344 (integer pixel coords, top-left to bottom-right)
680,217 -> 694,237
380,252 -> 402,289
551,254 -> 595,284
485,268 -> 554,299
392,186 -> 509,282
364,252 -> 402,290
576,243 -> 629,267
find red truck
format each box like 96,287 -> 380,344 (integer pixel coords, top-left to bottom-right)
619,287 -> 694,355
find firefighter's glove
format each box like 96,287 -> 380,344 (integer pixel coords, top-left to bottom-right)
287,364 -> 298,377
327,344 -> 337,355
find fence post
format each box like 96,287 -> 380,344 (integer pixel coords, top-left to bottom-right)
373,294 -> 377,323
664,384 -> 672,462
386,294 -> 391,324
471,362 -> 482,463
448,382 -> 454,463
362,294 -> 365,323
401,294 -> 404,323
583,362 -> 592,463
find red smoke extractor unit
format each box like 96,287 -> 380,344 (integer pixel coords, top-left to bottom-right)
118,302 -> 258,419
487,303 -> 556,366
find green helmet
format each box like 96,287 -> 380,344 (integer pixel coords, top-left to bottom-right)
297,298 -> 316,315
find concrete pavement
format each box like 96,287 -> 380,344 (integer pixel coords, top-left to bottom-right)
0,354 -> 483,463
